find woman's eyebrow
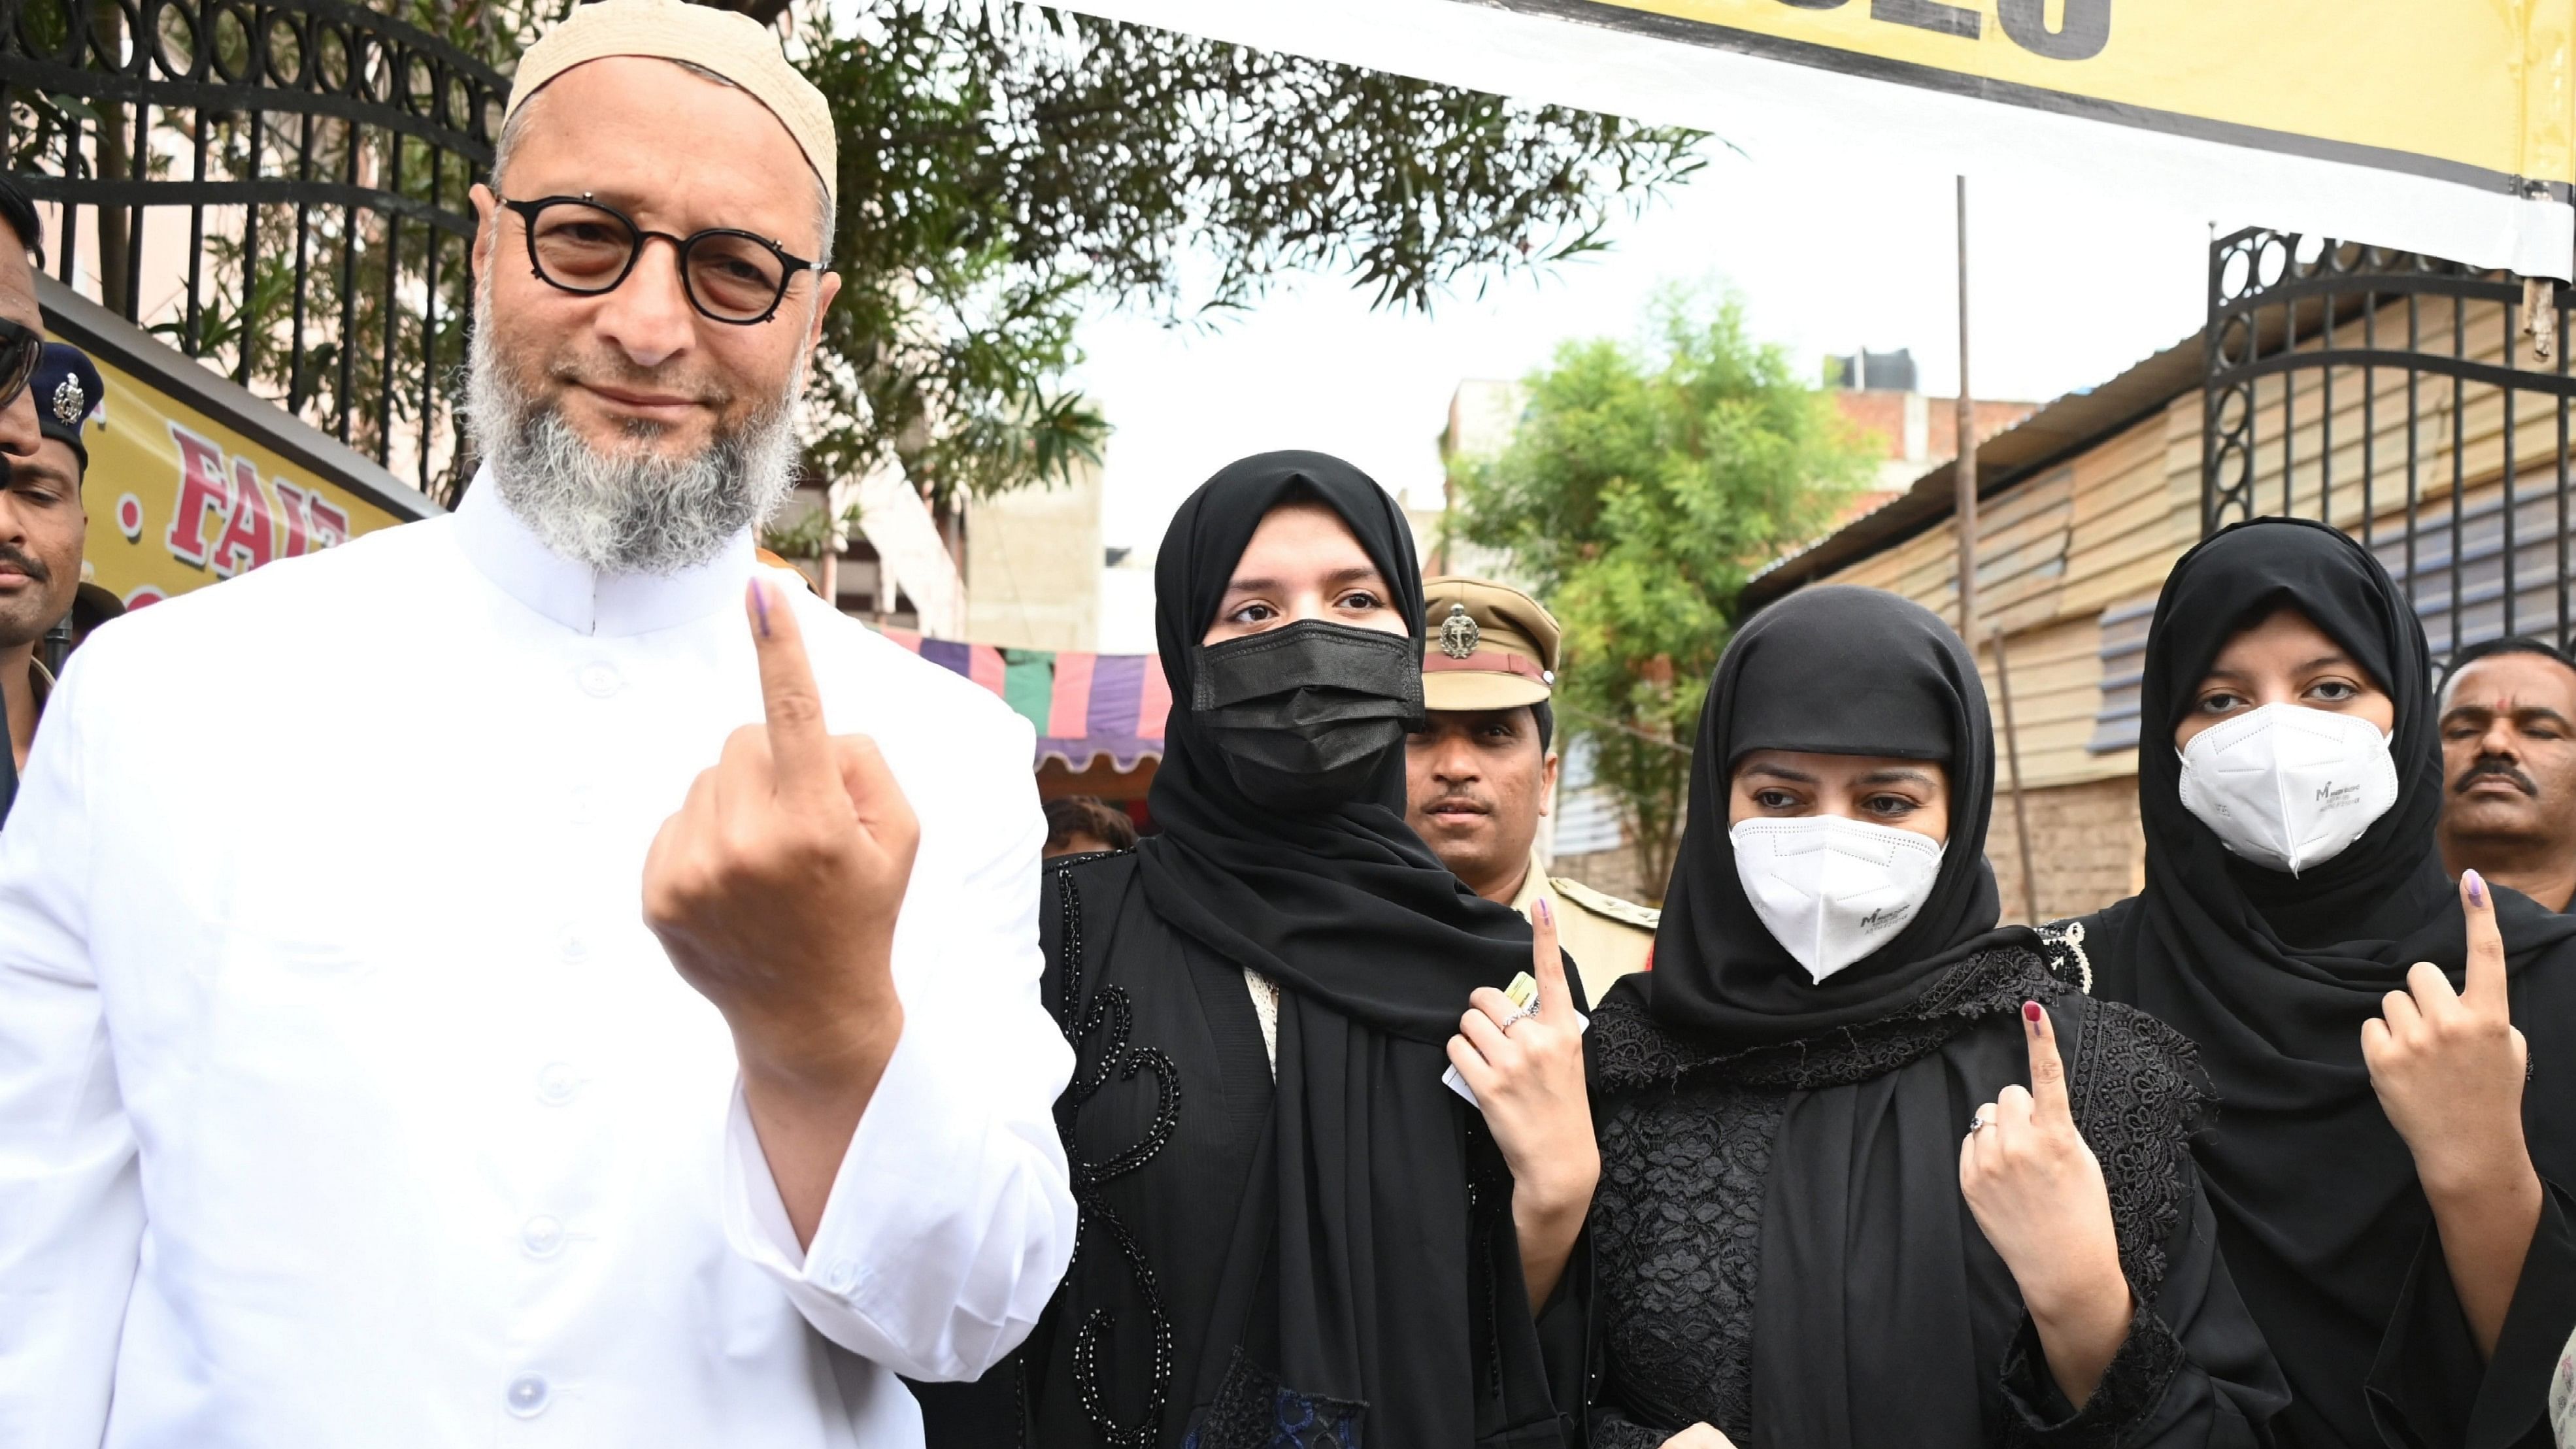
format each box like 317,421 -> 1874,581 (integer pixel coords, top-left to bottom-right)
1740,762 -> 1819,784
1855,767 -> 1937,788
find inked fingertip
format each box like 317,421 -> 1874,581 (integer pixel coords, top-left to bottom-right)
1535,897 -> 1552,927
2465,868 -> 2487,907
749,578 -> 773,638
2022,1000 -> 2043,1026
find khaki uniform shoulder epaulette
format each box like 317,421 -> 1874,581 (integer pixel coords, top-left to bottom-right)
1550,876 -> 1661,931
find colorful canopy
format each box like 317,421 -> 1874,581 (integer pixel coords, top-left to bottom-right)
878,627 -> 1170,771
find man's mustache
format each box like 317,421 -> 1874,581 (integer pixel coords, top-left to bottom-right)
2456,756 -> 2539,797
1422,790 -> 1494,816
0,542 -> 52,584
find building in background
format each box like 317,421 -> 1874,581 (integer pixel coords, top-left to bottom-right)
1822,347 -> 2037,524
963,459 -> 1105,652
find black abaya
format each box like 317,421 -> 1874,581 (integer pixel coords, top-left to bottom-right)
2076,518 -> 2576,1449
949,452 -> 1588,1448
1590,586 -> 2287,1448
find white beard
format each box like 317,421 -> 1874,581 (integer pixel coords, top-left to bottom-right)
462,289 -> 803,577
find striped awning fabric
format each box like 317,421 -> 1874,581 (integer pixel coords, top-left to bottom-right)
877,627 -> 1169,771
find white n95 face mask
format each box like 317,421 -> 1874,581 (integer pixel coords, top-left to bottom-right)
1730,815 -> 1947,985
2175,702 -> 2399,875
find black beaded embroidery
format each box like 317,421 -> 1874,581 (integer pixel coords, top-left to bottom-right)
1048,857 -> 1181,1447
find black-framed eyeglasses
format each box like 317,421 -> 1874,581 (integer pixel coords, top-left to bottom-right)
497,192 -> 827,325
0,317 -> 41,409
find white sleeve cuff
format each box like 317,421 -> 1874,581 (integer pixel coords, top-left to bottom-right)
722,1016 -> 1050,1377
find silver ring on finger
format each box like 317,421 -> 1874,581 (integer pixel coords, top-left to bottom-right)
1498,1003 -> 1540,1032
1965,1111 -> 1994,1138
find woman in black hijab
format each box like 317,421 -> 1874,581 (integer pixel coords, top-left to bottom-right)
969,452 -> 1595,1447
1588,585 -> 2284,1448
2072,517 -> 2576,1449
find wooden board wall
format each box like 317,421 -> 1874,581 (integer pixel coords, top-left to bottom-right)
1810,287 -> 2572,793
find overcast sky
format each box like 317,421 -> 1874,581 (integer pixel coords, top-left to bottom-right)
1067,128 -> 2231,568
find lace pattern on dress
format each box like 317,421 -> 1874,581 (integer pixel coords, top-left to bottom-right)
1047,855 -> 1180,1448
1182,1352 -> 1367,1449
1590,1077 -> 1782,1444
2064,997 -> 2205,1294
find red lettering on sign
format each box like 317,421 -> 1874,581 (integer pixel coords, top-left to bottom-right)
307,497 -> 350,550
273,481 -> 312,558
164,424 -> 231,569
211,456 -> 275,577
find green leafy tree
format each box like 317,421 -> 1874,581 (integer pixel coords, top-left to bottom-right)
1453,287 -> 1873,900
10,0 -> 1705,513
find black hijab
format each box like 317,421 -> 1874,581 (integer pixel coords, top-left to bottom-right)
1135,451 -> 1569,1444
2093,517 -> 2576,1448
1638,584 -> 2011,1046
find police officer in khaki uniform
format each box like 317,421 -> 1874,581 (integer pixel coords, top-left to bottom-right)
1405,575 -> 1658,1005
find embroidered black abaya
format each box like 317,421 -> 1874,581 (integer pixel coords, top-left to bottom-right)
2075,518 -> 2576,1449
948,452 -> 1588,1448
1588,585 -> 2286,1448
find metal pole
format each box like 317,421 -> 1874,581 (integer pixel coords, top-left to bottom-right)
1956,176 -> 2043,924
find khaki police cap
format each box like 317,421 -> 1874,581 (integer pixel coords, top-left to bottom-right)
1422,575 -> 1561,711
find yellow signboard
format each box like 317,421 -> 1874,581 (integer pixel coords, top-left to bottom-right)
76,352 -> 414,610
1053,0 -> 2576,277
1575,0 -> 2566,192
37,276 -> 437,610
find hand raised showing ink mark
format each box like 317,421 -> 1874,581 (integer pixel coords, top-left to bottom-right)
1448,897 -> 1597,1309
2362,869 -> 2531,1199
1960,1000 -> 2132,1407
1448,897 -> 1595,1210
644,577 -> 919,1084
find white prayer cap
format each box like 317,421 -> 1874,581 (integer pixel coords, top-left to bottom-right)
503,0 -> 837,201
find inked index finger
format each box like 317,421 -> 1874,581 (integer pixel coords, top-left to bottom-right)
1531,896 -> 1576,1024
747,576 -> 835,798
2022,1000 -> 2072,1125
2461,868 -> 2509,1014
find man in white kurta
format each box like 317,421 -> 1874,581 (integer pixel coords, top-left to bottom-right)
0,4 -> 1075,1444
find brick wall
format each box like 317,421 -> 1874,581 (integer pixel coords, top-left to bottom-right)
1984,774 -> 2145,925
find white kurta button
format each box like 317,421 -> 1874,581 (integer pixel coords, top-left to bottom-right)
824,1258 -> 858,1293
535,1062 -> 580,1105
559,929 -> 589,964
576,661 -> 622,698
567,784 -> 595,825
506,1374 -> 550,1418
522,1215 -> 565,1257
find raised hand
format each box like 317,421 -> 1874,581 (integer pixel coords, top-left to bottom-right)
2362,868 -> 2541,1356
1447,897 -> 1597,1310
643,577 -> 920,1243
1960,1000 -> 2132,1407
2363,869 -> 2531,1194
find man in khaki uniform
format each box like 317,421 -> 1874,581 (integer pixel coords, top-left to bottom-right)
1405,575 -> 1658,1005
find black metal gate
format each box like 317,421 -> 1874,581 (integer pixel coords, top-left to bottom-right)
2203,227 -> 2576,663
0,0 -> 507,505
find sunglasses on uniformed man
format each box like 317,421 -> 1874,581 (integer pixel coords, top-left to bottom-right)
0,317 -> 42,408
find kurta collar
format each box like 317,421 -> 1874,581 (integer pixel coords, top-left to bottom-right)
452,462 -> 754,637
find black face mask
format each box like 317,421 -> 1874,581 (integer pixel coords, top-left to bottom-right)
1194,619 -> 1425,813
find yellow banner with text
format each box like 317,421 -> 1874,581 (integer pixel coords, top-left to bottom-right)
71,351 -> 414,611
